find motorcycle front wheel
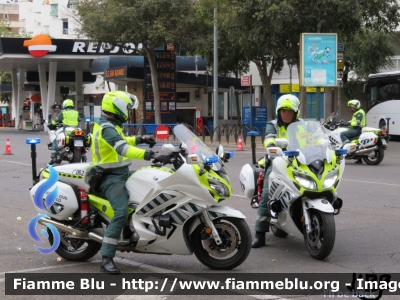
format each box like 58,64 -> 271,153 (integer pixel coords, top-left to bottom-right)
190,217 -> 251,270
303,210 -> 335,260
48,228 -> 101,261
362,145 -> 384,165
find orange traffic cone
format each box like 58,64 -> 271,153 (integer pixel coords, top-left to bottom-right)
3,138 -> 13,155
237,135 -> 244,151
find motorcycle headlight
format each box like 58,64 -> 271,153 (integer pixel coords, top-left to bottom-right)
208,180 -> 230,197
323,170 -> 339,189
293,172 -> 317,190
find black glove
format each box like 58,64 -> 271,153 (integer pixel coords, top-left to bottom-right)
47,124 -> 56,130
141,136 -> 156,148
152,153 -> 171,165
344,121 -> 351,126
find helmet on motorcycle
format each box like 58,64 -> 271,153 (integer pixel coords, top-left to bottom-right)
348,99 -> 360,109
101,91 -> 139,122
276,94 -> 300,119
62,99 -> 74,109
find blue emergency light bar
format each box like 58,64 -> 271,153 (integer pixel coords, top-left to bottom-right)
205,157 -> 219,164
335,149 -> 347,155
26,138 -> 40,145
228,151 -> 234,158
85,118 -> 91,122
247,131 -> 259,136
284,151 -> 299,157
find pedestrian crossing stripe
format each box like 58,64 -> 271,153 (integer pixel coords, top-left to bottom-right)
136,193 -> 176,215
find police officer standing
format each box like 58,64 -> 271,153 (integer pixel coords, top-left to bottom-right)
91,91 -> 170,274
252,94 -> 301,248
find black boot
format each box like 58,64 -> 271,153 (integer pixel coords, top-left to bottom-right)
100,256 -> 120,274
251,231 -> 266,248
355,158 -> 363,164
48,158 -> 56,165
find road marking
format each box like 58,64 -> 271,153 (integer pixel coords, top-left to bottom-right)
343,178 -> 400,187
113,258 -> 291,300
0,260 -> 101,278
0,160 -> 31,166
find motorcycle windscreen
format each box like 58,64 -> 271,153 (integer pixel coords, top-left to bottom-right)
286,120 -> 332,164
173,124 -> 223,170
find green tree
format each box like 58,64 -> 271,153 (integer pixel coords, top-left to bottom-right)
76,0 -> 198,124
215,0 -> 400,119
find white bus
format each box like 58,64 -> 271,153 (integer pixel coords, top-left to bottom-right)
364,70 -> 400,136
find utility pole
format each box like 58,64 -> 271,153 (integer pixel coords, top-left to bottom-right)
316,23 -> 321,122
213,6 -> 219,128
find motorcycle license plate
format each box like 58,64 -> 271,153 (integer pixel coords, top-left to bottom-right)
74,139 -> 84,147
381,139 -> 387,145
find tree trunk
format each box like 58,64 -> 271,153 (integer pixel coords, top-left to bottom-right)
256,60 -> 274,121
145,47 -> 161,124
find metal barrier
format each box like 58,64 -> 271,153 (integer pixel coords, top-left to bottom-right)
86,121 -> 266,146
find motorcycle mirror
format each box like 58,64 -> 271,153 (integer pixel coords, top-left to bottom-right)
275,138 -> 288,149
162,144 -> 176,152
216,145 -> 224,158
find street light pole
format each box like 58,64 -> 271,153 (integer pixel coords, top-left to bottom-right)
213,6 -> 219,129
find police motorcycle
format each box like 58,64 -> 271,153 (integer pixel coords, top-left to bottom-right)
30,124 -> 251,270
322,112 -> 389,165
239,120 -> 346,260
45,121 -> 91,164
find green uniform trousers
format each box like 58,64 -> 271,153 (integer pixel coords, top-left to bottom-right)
255,164 -> 273,232
99,171 -> 129,258
340,128 -> 360,144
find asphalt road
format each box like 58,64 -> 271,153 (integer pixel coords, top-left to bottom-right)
0,129 -> 399,300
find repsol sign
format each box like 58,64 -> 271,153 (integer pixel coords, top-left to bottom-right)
72,42 -> 143,55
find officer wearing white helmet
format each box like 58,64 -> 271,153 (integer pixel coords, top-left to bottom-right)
252,94 -> 301,248
340,99 -> 366,163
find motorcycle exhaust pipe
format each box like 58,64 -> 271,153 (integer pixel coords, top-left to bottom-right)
355,146 -> 378,156
38,218 -> 89,238
88,232 -> 103,243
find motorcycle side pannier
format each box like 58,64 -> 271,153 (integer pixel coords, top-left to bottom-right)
239,163 -> 264,199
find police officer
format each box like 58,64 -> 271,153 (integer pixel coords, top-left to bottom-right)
340,99 -> 366,164
48,99 -> 87,165
252,94 -> 301,248
91,91 -> 170,274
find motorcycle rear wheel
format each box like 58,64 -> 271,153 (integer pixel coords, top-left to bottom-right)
191,217 -> 251,270
303,210 -> 335,260
48,228 -> 101,261
71,147 -> 82,163
362,145 -> 384,165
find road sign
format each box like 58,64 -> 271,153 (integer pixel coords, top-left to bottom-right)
337,71 -> 343,78
155,125 -> 169,140
338,80 -> 343,87
241,75 -> 251,86
337,52 -> 344,60
338,43 -> 344,51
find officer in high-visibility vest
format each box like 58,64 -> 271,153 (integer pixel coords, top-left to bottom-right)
340,99 -> 366,164
48,99 -> 87,165
252,94 -> 301,248
92,91 -> 170,274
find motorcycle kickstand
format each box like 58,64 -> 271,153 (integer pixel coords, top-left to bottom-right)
201,210 -> 222,245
